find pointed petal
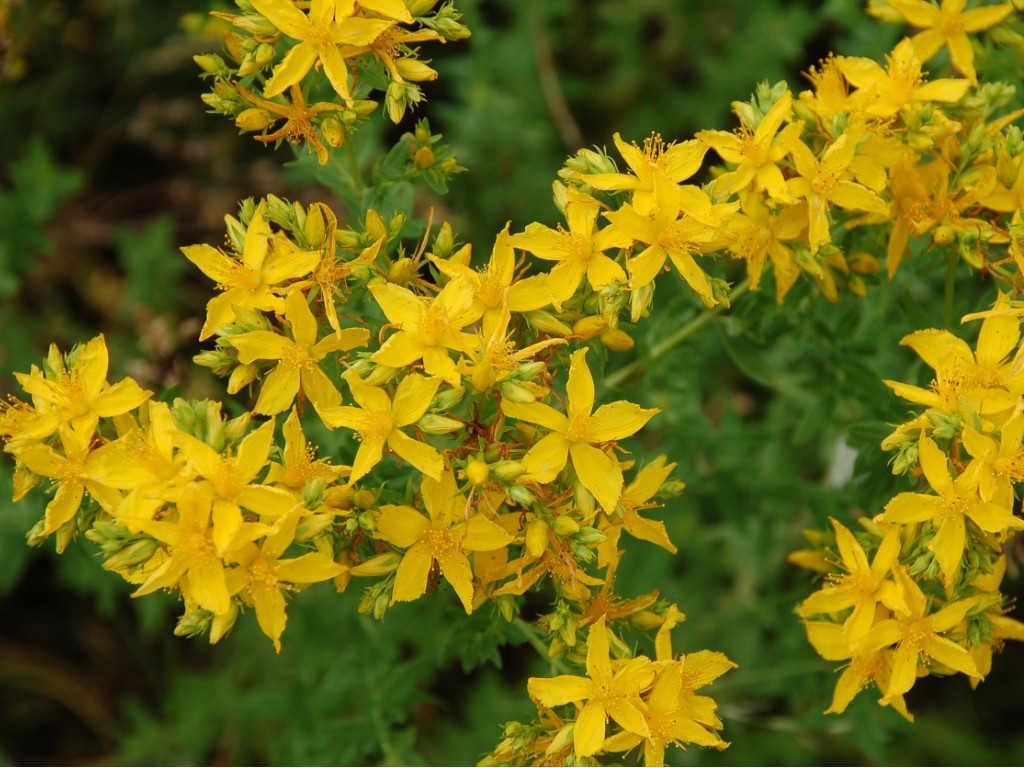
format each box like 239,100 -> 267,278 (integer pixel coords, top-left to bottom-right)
391,541 -> 433,603
376,504 -> 429,548
570,441 -> 623,513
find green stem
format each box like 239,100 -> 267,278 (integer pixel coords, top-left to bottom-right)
513,617 -> 570,675
944,249 -> 958,329
605,280 -> 749,389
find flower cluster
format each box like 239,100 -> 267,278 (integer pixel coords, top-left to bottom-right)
2,188 -> 734,761
792,294 -> 1024,719
196,0 -> 469,162
4,0 -> 1024,763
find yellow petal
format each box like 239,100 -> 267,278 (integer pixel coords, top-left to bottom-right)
570,442 -> 623,513
391,540 -> 433,603
277,551 -> 346,583
391,373 -> 440,426
458,515 -> 513,551
263,42 -> 318,98
388,429 -> 443,480
573,700 -> 607,758
234,331 -> 292,364
254,365 -> 300,415
436,548 -> 475,613
527,675 -> 592,706
522,432 -> 570,483
567,349 -> 595,414
376,504 -> 429,548
589,402 -> 659,442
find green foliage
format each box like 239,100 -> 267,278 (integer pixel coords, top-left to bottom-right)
3,0 -> 1024,766
0,138 -> 82,296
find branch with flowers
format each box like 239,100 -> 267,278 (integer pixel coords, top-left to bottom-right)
2,0 -> 1024,764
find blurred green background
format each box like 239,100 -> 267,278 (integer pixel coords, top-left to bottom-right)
2,0 -> 1023,764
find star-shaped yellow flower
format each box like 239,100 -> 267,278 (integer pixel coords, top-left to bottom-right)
503,349 -> 658,512
250,0 -> 393,103
375,468 -> 512,613
888,0 -> 1013,80
232,290 -> 369,416
320,370 -> 443,482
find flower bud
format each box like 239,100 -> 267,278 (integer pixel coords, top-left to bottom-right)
500,380 -> 536,403
507,483 -> 535,507
551,514 -> 580,536
527,311 -> 573,336
571,315 -> 607,340
350,552 -> 402,577
194,53 -> 229,77
387,257 -> 417,284
396,58 -> 438,82
412,146 -> 435,169
493,460 -> 527,482
600,328 -> 634,351
465,459 -> 489,487
417,413 -> 464,434
234,107 -> 272,132
525,519 -> 549,557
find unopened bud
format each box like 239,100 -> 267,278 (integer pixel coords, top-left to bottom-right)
412,146 -> 435,169
236,107 -> 273,131
525,519 -> 549,558
396,58 -> 438,82
527,310 -> 572,336
386,257 -> 416,284
500,380 -> 536,403
350,552 -> 403,577
417,413 -> 464,434
463,459 -> 489,487
551,515 -> 580,536
571,315 -> 607,340
600,328 -> 634,351
493,460 -> 527,482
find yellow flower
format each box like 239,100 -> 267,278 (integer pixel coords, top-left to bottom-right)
463,306 -> 565,393
376,468 -> 512,613
233,290 -> 370,415
87,401 -> 190,521
786,128 -> 890,253
884,295 -> 1024,417
13,426 -> 122,548
699,90 -> 800,202
503,349 -> 659,513
370,277 -> 478,386
174,420 -> 293,554
431,226 -> 553,338
227,505 -> 345,651
602,664 -> 727,765
603,174 -> 732,303
888,0 -> 1014,80
132,484 -> 235,615
858,567 -> 982,702
836,38 -> 971,117
602,456 -> 680,556
14,334 -> 151,439
726,192 -> 806,301
799,519 -> 907,643
0,396 -> 59,454
962,414 -> 1024,508
250,0 -> 393,103
320,369 -> 443,482
182,203 -> 321,340
236,83 -> 345,165
527,616 -> 655,759
265,408 -> 347,492
804,621 -> 914,721
878,435 -> 1022,586
583,132 -> 709,214
509,189 -> 628,308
